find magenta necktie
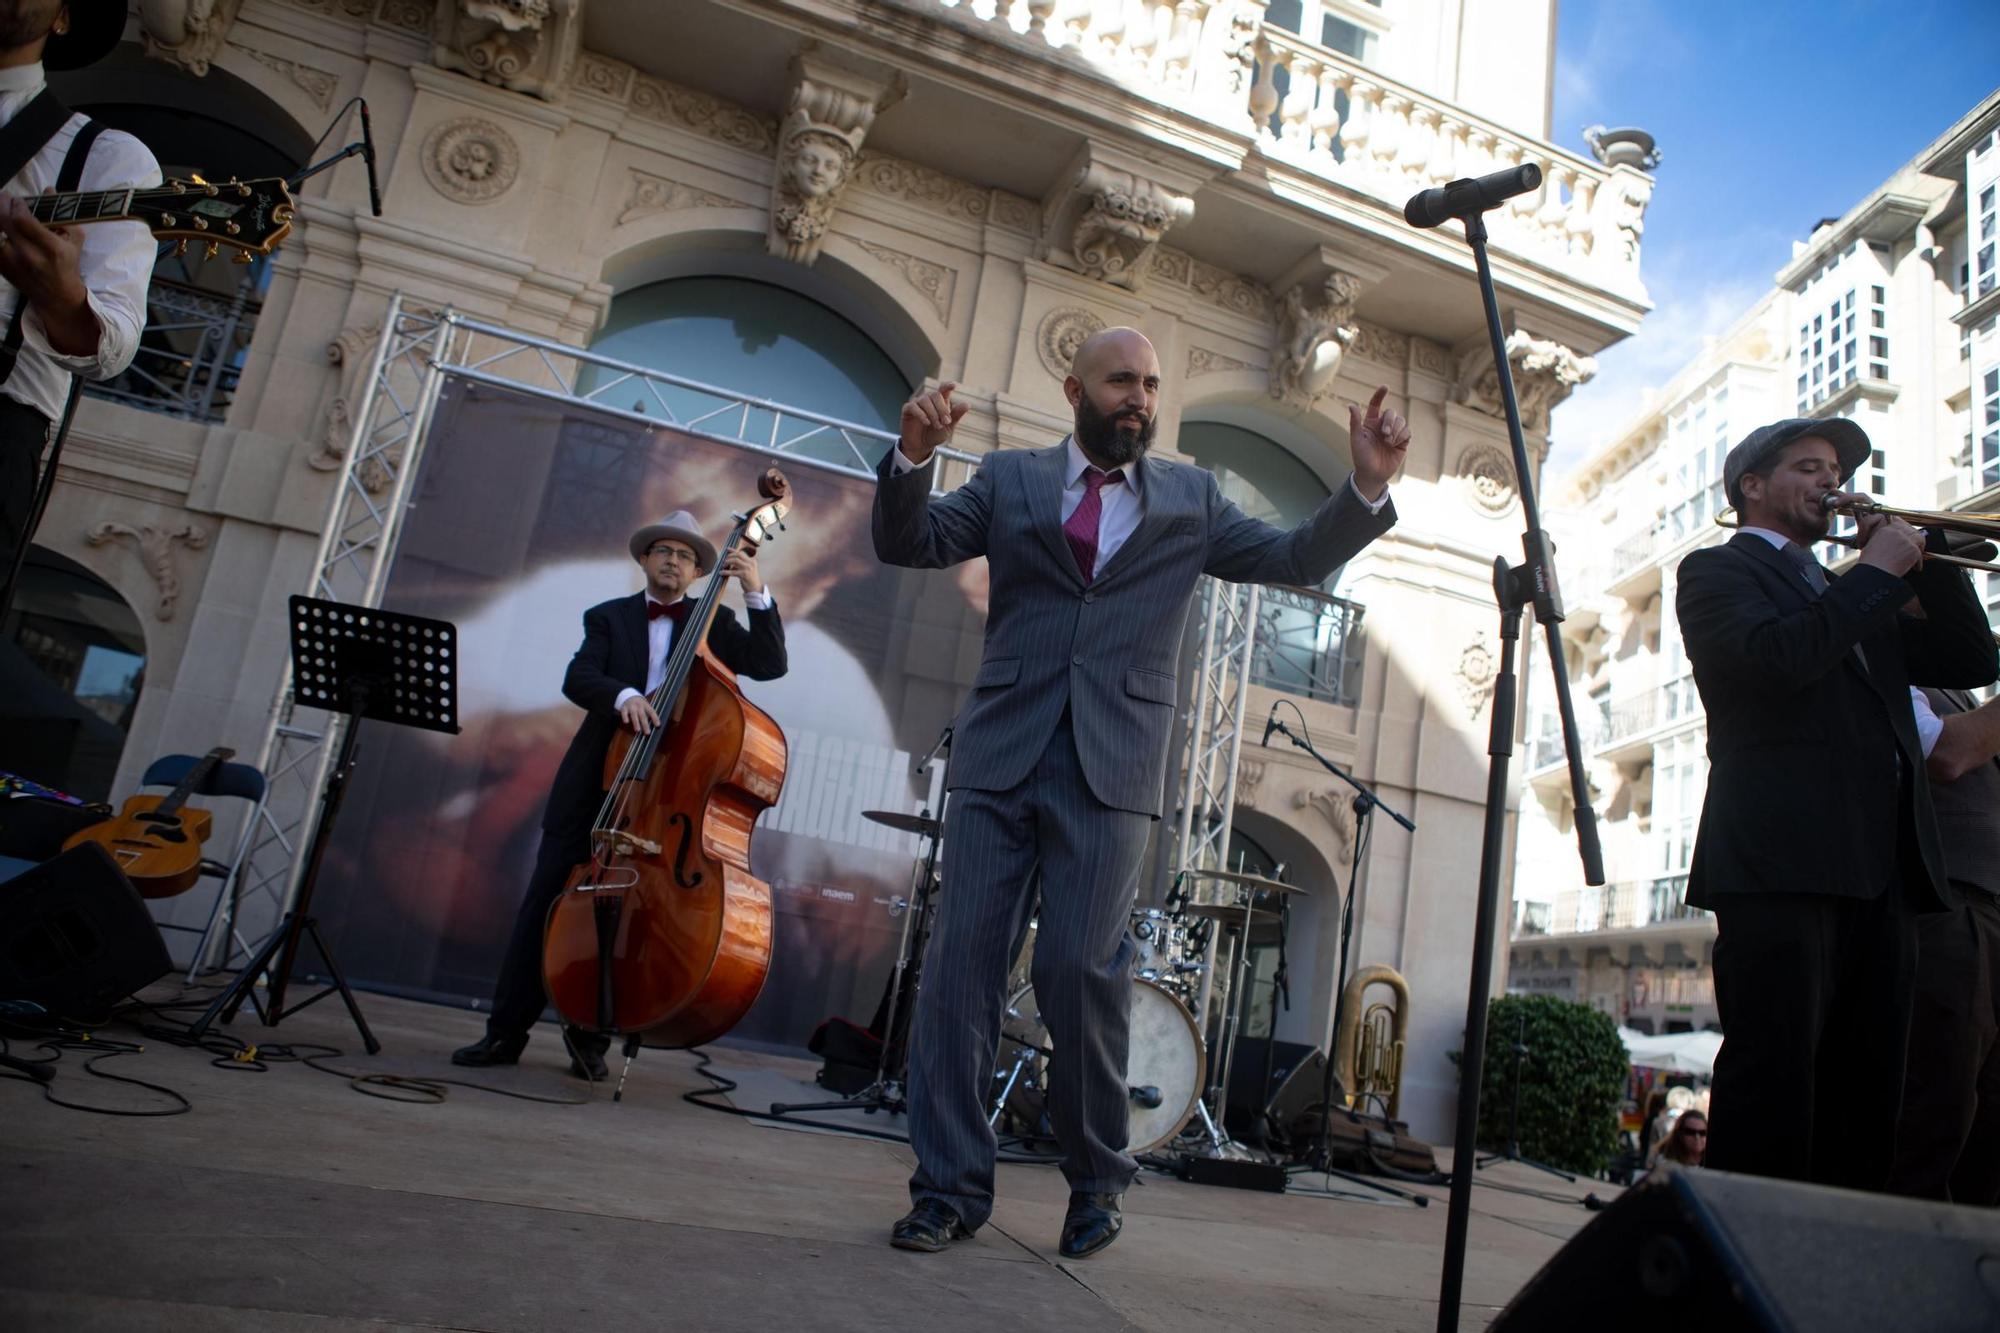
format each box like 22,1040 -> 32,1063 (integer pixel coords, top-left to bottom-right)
1063,467 -> 1123,583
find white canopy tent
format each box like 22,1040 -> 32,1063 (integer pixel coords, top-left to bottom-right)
1619,1028 -> 1722,1077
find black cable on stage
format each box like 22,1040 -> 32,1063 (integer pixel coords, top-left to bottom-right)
0,1028 -> 192,1117
679,1049 -> 1062,1164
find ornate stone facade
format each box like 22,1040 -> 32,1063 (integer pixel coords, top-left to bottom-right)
768,55 -> 904,266
1269,270 -> 1364,410
1453,330 -> 1597,433
420,118 -> 521,205
139,0 -> 246,76
84,522 -> 209,621
433,0 -> 582,102
1035,307 -> 1106,381
1042,147 -> 1197,292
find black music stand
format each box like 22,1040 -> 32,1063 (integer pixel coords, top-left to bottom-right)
189,596 -> 460,1053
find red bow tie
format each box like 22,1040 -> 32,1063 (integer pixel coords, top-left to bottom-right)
647,598 -> 691,625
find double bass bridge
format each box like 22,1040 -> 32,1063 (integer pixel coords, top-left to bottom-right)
591,829 -> 661,861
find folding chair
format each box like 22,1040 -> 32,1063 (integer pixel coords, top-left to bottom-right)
131,753 -> 270,982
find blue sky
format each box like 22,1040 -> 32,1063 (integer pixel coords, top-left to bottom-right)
1545,1 -> 2000,473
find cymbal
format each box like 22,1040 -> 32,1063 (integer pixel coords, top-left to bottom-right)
862,809 -> 941,838
1196,867 -> 1310,896
1182,902 -> 1282,927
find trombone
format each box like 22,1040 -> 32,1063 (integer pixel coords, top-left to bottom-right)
1714,493 -> 2000,575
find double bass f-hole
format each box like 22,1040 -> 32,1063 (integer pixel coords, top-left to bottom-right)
668,811 -> 704,888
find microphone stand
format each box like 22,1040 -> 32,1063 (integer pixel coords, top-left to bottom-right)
1266,719 -> 1423,1205
1426,206 -> 1605,1333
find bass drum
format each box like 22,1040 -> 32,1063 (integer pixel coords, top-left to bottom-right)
1000,975 -> 1206,1153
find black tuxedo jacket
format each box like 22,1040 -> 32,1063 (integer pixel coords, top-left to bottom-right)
541,591 -> 787,835
1675,531 -> 1997,912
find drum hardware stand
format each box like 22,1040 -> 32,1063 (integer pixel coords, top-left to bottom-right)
189,597 -> 461,1054
1404,171 -> 1608,1332
772,725 -> 952,1120
1475,1007 -> 1576,1181
1260,707 -> 1424,1205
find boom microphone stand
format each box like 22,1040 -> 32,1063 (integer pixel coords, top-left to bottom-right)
1402,166 -> 1607,1332
1261,709 -> 1422,1205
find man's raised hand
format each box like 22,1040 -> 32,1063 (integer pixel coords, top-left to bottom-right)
899,380 -> 970,465
1348,385 -> 1410,503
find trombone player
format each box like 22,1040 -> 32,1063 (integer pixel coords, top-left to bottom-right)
1676,418 -> 1996,1192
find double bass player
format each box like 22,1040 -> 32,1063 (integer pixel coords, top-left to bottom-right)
452,509 -> 787,1080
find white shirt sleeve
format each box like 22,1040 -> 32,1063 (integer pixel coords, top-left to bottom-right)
24,127 -> 161,382
1909,687 -> 1942,759
613,687 -> 640,710
1348,475 -> 1390,515
743,587 -> 774,610
890,447 -> 933,476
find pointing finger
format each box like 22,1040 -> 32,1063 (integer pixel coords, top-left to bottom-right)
1366,385 -> 1388,419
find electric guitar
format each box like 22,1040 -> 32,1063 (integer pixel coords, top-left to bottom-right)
24,174 -> 295,262
63,746 -> 235,898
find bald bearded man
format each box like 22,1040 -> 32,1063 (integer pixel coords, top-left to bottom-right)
871,327 -> 1407,1257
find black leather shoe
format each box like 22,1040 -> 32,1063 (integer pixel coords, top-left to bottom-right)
451,1033 -> 526,1067
566,1040 -> 609,1082
890,1199 -> 971,1252
1058,1191 -> 1122,1260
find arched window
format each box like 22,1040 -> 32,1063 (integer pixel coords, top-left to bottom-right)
1179,421 -> 1330,529
582,277 -> 911,470
3,549 -> 146,802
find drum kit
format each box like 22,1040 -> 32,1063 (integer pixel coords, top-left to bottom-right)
850,801 -> 1305,1159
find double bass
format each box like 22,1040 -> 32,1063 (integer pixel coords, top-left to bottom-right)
542,469 -> 792,1063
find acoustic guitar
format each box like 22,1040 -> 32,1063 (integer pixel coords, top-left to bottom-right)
63,746 -> 235,899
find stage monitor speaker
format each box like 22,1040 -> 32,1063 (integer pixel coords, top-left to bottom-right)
0,842 -> 170,1018
1224,1038 -> 1326,1137
1492,1168 -> 2000,1332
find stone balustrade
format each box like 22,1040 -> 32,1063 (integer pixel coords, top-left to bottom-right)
931,0 -> 1651,296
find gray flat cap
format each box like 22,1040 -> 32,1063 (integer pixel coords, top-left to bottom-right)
1723,418 -> 1871,511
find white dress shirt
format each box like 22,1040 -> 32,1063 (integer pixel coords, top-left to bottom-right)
613,585 -> 776,710
1910,687 -> 1943,758
891,436 -> 1389,567
0,63 -> 162,420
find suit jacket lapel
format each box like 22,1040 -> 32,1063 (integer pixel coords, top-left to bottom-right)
620,591 -> 650,688
1730,534 -> 1874,688
1022,442 -> 1084,585
1092,454 -> 1177,587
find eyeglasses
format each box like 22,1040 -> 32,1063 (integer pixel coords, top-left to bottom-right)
645,545 -> 699,564
1682,1129 -> 1708,1138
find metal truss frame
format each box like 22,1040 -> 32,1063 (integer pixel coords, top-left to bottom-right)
1170,577 -> 1261,885
204,297 -> 980,972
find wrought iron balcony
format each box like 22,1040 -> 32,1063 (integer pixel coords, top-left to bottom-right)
1250,583 -> 1365,706
85,274 -> 259,424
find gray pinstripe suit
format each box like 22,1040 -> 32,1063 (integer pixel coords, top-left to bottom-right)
873,439 -> 1395,1228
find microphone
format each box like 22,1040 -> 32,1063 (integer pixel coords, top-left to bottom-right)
358,100 -> 383,217
1260,703 -> 1282,748
1403,163 -> 1542,230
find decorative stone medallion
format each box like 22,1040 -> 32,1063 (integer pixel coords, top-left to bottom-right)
420,117 -> 520,205
1036,307 -> 1106,380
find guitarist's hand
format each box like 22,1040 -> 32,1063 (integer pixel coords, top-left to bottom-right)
0,193 -> 98,356
619,694 -> 661,735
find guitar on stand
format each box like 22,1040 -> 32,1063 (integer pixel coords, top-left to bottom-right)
62,746 -> 234,898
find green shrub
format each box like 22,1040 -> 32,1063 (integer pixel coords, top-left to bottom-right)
1474,994 -> 1627,1175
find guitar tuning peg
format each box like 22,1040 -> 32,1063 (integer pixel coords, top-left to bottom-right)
231,249 -> 253,265
173,238 -> 188,258
203,240 -> 219,261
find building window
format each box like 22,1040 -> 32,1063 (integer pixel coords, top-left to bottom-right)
1980,368 -> 2000,491
1796,286 -> 1865,410
1654,730 -> 1707,878
1867,286 -> 1889,379
579,277 -> 911,469
1980,186 -> 1997,297
3,549 -> 146,803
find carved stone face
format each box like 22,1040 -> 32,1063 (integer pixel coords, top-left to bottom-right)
787,138 -> 849,199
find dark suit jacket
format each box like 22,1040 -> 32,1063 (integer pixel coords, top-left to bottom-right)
1676,532 -> 1997,912
542,592 -> 787,835
872,442 -> 1394,815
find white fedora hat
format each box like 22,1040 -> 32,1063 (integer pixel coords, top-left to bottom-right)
628,510 -> 717,573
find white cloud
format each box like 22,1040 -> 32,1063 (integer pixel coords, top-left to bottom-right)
1545,240 -> 1780,478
